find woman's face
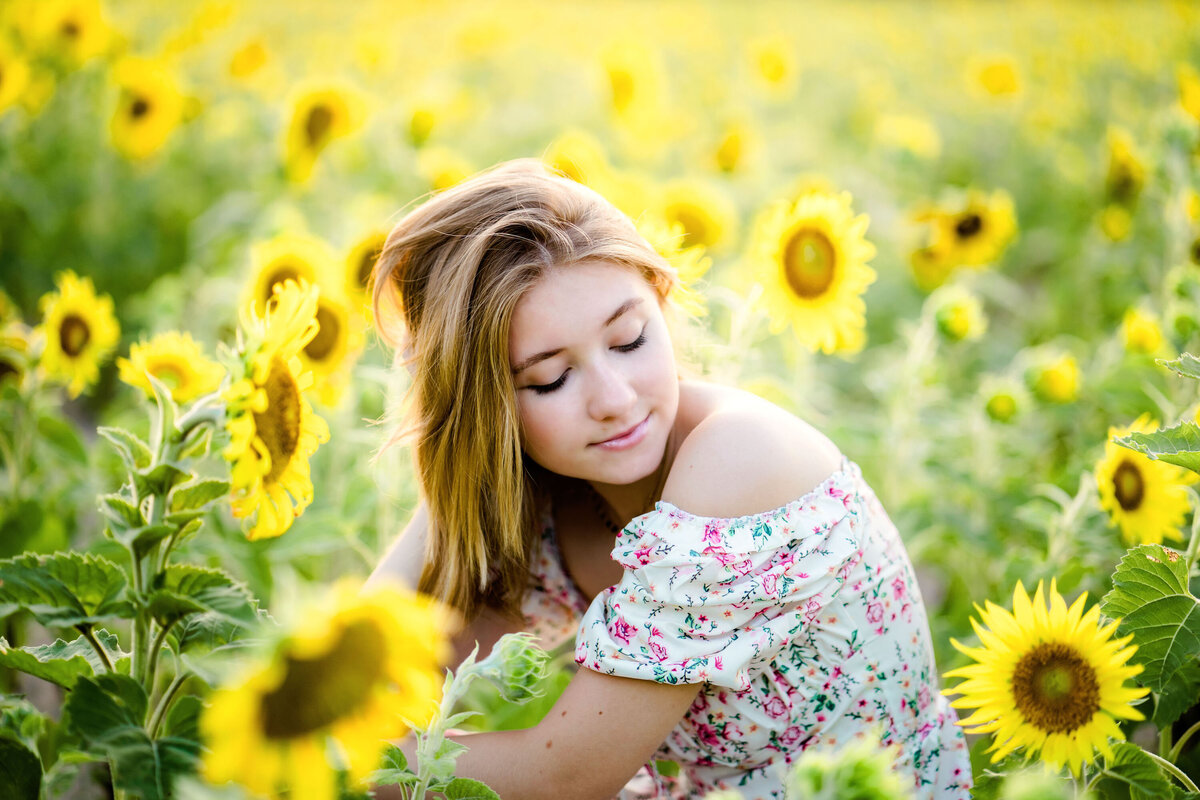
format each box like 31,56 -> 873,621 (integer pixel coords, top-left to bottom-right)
509,260 -> 679,487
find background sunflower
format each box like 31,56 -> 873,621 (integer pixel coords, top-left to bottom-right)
35,270 -> 120,397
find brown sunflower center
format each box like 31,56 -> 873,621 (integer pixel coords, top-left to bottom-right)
609,69 -> 634,112
61,20 -> 80,39
955,213 -> 983,240
668,206 -> 708,249
59,315 -> 91,357
254,357 -> 302,482
305,306 -> 340,361
1189,237 -> 1200,267
1011,642 -> 1100,734
304,104 -> 334,148
130,95 -> 151,120
1112,460 -> 1145,511
260,618 -> 387,739
357,243 -> 382,289
783,228 -> 837,299
262,264 -> 303,304
0,357 -> 17,384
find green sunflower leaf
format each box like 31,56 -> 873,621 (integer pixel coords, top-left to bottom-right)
0,736 -> 42,800
99,492 -> 145,529
0,552 -> 132,627
443,777 -> 502,800
134,462 -> 192,499
1094,741 -> 1173,800
148,566 -> 256,631
1101,545 -> 1200,705
106,523 -> 174,561
0,629 -> 125,688
146,372 -> 179,458
168,478 -> 231,513
98,427 -> 153,472
1157,352 -> 1200,381
177,425 -> 213,460
370,745 -> 420,787
1113,422 -> 1200,477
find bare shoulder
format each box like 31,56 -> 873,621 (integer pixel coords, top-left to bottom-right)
661,384 -> 844,519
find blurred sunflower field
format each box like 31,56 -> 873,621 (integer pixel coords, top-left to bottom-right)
3,0 -> 1200,798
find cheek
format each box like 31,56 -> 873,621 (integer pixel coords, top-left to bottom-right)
517,396 -> 570,460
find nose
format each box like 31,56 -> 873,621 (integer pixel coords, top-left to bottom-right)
586,359 -> 637,422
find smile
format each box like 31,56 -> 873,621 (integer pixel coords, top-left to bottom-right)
592,414 -> 651,451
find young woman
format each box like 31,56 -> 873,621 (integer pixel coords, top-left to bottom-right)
366,159 -> 972,799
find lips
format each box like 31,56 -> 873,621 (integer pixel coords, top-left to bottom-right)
588,412 -> 648,450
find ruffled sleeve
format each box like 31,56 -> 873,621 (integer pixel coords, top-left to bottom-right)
574,458 -> 867,692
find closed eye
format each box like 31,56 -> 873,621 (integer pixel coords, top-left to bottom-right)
527,328 -> 648,395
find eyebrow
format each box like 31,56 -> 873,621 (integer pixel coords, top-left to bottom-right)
511,297 -> 644,376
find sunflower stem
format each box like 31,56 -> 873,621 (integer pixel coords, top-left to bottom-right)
1170,718 -> 1200,763
147,669 -> 189,738
1142,748 -> 1200,792
143,619 -> 176,710
174,398 -> 223,441
77,624 -> 114,673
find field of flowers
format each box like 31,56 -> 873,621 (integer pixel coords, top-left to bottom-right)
2,0 -> 1200,798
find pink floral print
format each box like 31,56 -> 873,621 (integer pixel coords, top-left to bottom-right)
523,457 -> 972,799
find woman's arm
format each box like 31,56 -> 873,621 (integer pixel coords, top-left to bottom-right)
378,667 -> 699,800
365,504 -> 525,665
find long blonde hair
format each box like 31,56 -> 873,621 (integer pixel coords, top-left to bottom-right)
373,158 -> 684,622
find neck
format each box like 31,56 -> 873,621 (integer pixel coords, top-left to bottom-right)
587,433 -> 673,525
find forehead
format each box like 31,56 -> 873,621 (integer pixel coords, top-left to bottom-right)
509,262 -> 656,349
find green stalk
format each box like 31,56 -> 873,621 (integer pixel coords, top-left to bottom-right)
1170,718 -> 1200,763
143,619 -> 176,706
77,625 -> 114,673
1159,716 -> 1172,761
1143,749 -> 1200,793
147,670 -> 190,738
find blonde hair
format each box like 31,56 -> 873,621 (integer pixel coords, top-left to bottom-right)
373,158 -> 685,622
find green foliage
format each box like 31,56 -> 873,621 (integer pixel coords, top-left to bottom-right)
0,736 -> 42,800
1101,545 -> 1200,727
0,629 -> 125,688
1114,422 -> 1200,478
66,675 -> 200,800
0,551 -> 131,627
1092,742 -> 1175,800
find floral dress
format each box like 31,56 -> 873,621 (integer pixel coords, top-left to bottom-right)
522,456 -> 972,800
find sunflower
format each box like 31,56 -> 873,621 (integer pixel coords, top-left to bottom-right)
247,232 -> 339,311
1105,127 -> 1145,208
914,189 -> 1017,269
1099,204 -> 1133,243
980,375 -> 1028,424
748,189 -> 877,355
224,280 -> 330,540
748,34 -> 799,96
284,85 -> 365,183
344,229 -> 386,309
931,286 -> 987,343
116,331 -> 224,404
110,57 -> 185,161
0,43 -> 31,114
201,580 -> 449,800
36,270 -> 120,398
416,145 -> 473,192
658,179 -> 737,252
968,53 -> 1022,98
27,0 -> 111,66
875,113 -> 942,160
1028,353 -> 1079,404
1120,308 -> 1165,356
598,38 -> 666,120
637,215 -> 711,318
1095,414 -> 1195,547
1180,63 -> 1200,123
0,321 -> 32,389
228,37 -> 268,80
944,579 -> 1148,776
542,128 -> 612,186
299,287 -> 364,408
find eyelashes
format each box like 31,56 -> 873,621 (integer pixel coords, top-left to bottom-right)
528,330 -> 648,395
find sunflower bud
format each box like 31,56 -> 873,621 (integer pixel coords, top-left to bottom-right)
784,737 -> 910,800
477,633 -> 549,704
931,287 -> 987,343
